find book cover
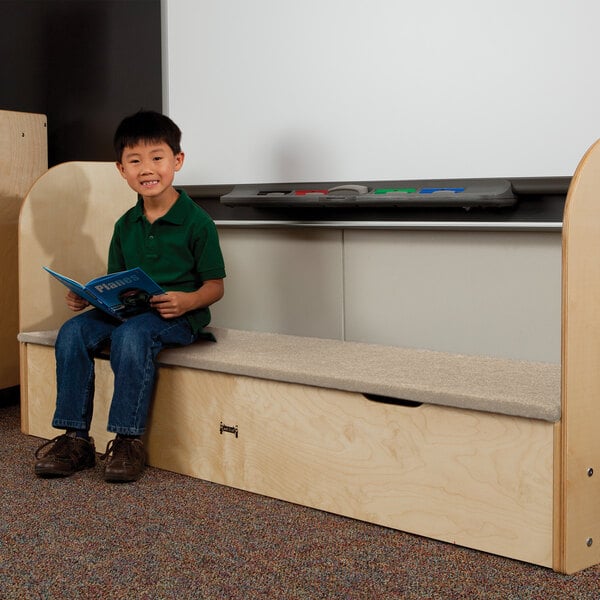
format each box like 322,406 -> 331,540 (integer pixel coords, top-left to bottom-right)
44,266 -> 165,320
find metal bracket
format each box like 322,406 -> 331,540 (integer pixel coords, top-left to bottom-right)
220,422 -> 239,438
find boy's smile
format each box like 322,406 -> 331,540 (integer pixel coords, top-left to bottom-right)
116,141 -> 184,205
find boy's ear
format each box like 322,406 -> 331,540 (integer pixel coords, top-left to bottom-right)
174,152 -> 185,171
115,162 -> 126,178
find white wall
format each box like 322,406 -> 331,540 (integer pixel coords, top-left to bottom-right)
164,0 -> 600,185
211,228 -> 344,340
211,227 -> 562,362
343,230 -> 561,362
164,2 -> 569,362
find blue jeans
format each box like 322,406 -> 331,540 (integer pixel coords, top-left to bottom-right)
52,309 -> 198,436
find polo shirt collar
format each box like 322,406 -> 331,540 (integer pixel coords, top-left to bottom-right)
131,189 -> 192,225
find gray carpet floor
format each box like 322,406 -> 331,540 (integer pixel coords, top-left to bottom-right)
1,401 -> 599,599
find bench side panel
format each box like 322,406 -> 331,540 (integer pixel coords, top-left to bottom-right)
560,138 -> 600,573
18,161 -> 135,334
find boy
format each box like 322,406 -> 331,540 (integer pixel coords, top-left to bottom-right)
34,111 -> 225,482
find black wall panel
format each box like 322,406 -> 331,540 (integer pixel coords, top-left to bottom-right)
0,0 -> 162,166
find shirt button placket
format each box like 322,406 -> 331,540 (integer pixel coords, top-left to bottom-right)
146,231 -> 158,259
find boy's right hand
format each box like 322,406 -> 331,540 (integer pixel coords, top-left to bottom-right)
66,290 -> 90,312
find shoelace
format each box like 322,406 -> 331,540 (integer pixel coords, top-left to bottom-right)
34,434 -> 74,459
100,437 -> 138,463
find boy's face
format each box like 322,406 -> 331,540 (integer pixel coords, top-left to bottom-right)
116,141 -> 184,201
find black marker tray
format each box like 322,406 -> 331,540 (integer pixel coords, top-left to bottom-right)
220,179 -> 516,208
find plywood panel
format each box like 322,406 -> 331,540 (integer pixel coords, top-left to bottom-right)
0,110 -> 47,207
0,110 -> 47,389
146,367 -> 553,567
0,223 -> 20,387
559,138 -> 600,573
18,162 -> 136,333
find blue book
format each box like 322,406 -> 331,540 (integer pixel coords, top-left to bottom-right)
44,266 -> 165,321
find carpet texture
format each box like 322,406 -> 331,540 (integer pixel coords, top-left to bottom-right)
1,402 -> 598,599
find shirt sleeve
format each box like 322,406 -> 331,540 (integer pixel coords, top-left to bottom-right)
194,219 -> 226,282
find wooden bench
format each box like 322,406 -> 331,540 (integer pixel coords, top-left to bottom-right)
17,141 -> 600,574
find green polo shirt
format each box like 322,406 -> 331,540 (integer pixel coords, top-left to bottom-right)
107,189 -> 226,333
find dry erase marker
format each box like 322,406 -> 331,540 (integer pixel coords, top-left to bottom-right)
419,187 -> 465,194
294,190 -> 328,195
373,188 -> 417,194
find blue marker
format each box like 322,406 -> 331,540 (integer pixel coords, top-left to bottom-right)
419,187 -> 465,194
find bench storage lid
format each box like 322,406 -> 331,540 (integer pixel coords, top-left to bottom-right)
19,326 -> 561,422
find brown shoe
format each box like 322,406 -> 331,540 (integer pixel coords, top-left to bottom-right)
101,437 -> 145,482
34,433 -> 96,477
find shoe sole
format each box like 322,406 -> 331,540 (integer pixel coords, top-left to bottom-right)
34,461 -> 96,478
103,471 -> 143,483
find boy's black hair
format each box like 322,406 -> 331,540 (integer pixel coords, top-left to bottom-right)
113,110 -> 182,161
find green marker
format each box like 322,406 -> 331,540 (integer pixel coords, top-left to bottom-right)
373,188 -> 417,194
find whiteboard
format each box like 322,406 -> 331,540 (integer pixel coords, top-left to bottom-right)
164,0 -> 600,185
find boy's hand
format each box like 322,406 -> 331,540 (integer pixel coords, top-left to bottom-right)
150,292 -> 192,319
66,290 -> 90,312
150,280 -> 224,319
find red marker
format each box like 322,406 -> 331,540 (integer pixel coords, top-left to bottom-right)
294,190 -> 328,195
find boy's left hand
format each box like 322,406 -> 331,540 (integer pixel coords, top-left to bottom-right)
149,280 -> 224,319
149,292 -> 192,319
